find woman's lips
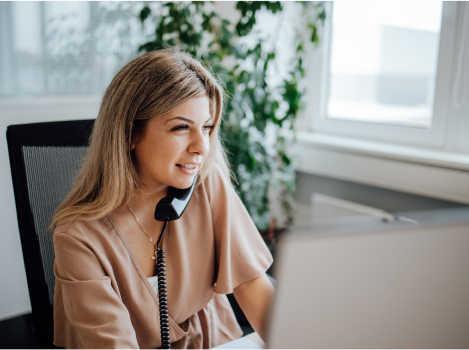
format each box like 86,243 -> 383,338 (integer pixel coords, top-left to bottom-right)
176,164 -> 198,175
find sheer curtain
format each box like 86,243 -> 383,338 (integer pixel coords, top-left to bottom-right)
0,1 -> 150,97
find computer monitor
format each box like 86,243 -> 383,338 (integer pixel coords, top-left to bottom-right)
267,208 -> 469,348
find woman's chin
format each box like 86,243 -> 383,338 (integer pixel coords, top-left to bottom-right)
171,165 -> 198,188
169,175 -> 196,189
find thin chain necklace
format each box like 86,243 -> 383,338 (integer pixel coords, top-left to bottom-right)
129,205 -> 158,261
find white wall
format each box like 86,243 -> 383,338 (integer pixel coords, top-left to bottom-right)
0,96 -> 100,320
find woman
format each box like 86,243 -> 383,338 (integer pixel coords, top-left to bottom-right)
51,49 -> 274,349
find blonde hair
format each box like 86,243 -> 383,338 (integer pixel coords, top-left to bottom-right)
51,49 -> 231,227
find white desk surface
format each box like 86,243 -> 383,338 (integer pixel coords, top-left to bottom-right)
212,332 -> 265,349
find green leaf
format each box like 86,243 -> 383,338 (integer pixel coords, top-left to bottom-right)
139,6 -> 151,24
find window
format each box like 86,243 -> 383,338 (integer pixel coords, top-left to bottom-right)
328,1 -> 443,129
0,2 -> 145,97
306,2 -> 467,151
295,2 -> 469,204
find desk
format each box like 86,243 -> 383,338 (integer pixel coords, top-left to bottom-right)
213,332 -> 265,349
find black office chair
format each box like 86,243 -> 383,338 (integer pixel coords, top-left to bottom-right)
7,120 -> 94,348
6,119 -> 253,348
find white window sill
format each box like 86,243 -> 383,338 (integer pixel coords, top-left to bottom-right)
295,132 -> 469,204
0,95 -> 101,127
0,95 -> 102,110
297,132 -> 469,171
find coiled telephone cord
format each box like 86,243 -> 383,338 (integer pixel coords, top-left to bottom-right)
156,221 -> 171,349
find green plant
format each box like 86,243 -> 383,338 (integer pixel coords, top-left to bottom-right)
139,1 -> 325,231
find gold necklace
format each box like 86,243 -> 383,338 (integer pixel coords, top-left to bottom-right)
129,205 -> 158,261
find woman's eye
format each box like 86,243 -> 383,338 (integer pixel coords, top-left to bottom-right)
203,124 -> 215,132
171,124 -> 214,132
171,124 -> 189,131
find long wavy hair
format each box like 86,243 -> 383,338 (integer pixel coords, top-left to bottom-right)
51,49 -> 230,227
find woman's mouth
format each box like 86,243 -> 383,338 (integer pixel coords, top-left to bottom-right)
176,163 -> 198,175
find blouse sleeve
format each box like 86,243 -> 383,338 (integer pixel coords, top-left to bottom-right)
53,231 -> 139,349
204,165 -> 274,294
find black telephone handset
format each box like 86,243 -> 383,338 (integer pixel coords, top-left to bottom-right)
154,173 -> 198,222
153,173 -> 197,349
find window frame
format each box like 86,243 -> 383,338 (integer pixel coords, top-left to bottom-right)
306,1 -> 460,149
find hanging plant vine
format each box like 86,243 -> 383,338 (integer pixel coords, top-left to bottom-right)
138,1 -> 326,232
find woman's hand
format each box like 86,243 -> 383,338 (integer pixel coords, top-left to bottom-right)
232,273 -> 275,341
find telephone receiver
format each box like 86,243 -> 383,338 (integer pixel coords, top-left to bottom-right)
154,173 -> 198,221
153,173 -> 197,349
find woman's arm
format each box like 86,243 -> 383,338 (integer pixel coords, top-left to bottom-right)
233,273 -> 275,340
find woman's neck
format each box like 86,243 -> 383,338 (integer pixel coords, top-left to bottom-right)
130,184 -> 169,221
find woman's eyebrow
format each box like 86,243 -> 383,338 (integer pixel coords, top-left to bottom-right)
164,116 -> 213,125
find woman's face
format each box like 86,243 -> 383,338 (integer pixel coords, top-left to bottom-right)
132,96 -> 213,190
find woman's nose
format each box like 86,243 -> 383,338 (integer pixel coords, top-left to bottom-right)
188,129 -> 209,156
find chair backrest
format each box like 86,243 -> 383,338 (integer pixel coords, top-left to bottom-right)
6,120 -> 94,349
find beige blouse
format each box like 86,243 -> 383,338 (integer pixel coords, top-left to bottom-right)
52,165 -> 273,349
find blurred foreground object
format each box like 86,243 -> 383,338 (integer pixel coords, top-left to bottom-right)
268,206 -> 469,348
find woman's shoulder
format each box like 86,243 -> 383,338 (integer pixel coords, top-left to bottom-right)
199,163 -> 232,195
53,215 -> 114,243
194,163 -> 240,215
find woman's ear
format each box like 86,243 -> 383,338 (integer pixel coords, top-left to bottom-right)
130,133 -> 140,150
131,121 -> 145,150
